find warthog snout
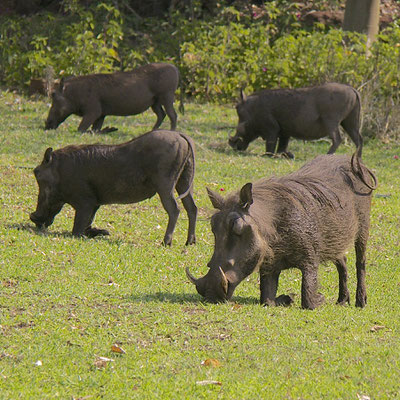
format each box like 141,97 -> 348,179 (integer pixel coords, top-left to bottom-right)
186,266 -> 230,303
30,211 -> 55,229
30,212 -> 46,229
228,136 -> 248,151
44,118 -> 58,130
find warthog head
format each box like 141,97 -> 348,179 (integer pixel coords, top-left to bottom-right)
186,184 -> 269,302
30,147 -> 64,229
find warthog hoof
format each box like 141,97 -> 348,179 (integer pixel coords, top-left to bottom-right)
185,236 -> 196,246
99,126 -> 118,134
262,152 -> 295,160
281,151 -> 295,159
275,294 -> 295,306
84,227 -> 110,238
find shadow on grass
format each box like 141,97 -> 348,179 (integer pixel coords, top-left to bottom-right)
126,291 -> 258,306
7,223 -> 130,245
7,222 -> 69,236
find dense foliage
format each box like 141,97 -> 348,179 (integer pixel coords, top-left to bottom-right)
0,0 -> 399,138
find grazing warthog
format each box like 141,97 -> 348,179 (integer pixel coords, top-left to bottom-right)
30,130 -> 197,246
229,83 -> 363,158
45,63 -> 181,133
186,152 -> 377,309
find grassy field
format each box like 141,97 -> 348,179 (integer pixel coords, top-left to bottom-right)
0,89 -> 400,399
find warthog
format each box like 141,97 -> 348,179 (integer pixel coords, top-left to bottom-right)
30,130 -> 197,246
229,83 -> 363,158
45,63 -> 181,133
186,152 -> 377,309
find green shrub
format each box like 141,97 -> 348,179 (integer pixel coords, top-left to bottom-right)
0,1 -> 124,85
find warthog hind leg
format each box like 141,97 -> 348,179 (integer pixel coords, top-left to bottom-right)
335,256 -> 350,305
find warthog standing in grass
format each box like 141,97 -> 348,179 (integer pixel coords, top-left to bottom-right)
45,63 -> 181,132
30,130 -> 197,246
229,83 -> 363,158
186,152 -> 377,309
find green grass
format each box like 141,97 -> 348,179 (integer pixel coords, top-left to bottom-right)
1,89 -> 400,399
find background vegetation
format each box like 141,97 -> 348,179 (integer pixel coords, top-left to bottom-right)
0,0 -> 400,139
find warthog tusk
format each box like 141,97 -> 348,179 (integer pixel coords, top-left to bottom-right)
219,267 -> 228,295
185,267 -> 198,284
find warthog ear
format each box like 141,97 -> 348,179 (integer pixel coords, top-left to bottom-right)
240,88 -> 247,102
207,187 -> 225,210
239,183 -> 253,210
43,147 -> 53,164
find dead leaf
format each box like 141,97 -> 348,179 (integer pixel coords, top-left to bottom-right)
201,358 -> 221,368
196,380 -> 222,386
94,356 -> 114,369
111,344 -> 126,354
231,303 -> 242,311
357,394 -> 370,400
2,279 -> 18,287
370,325 -> 385,332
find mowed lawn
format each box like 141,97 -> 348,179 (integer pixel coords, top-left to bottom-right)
0,90 -> 400,399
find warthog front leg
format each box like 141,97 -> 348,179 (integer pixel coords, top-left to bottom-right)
72,204 -> 109,238
301,265 -> 325,310
78,113 -> 102,132
260,270 -> 293,307
276,136 -> 294,159
91,117 -> 118,134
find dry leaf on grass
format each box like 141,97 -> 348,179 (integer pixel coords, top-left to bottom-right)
196,380 -> 222,386
370,325 -> 385,332
111,343 -> 126,354
201,358 -> 221,368
94,356 -> 114,369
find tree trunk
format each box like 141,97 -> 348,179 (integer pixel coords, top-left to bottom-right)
343,0 -> 380,47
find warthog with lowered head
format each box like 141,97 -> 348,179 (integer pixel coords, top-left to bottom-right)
187,152 -> 377,309
229,83 -> 363,158
30,130 -> 197,246
45,63 -> 182,133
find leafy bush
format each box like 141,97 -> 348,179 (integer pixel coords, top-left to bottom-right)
0,1 -> 124,85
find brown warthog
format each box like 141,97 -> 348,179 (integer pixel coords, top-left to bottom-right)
45,63 -> 181,132
30,130 -> 197,246
186,152 -> 377,309
229,83 -> 363,158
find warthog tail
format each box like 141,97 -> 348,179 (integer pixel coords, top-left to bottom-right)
176,132 -> 195,200
351,151 -> 378,191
